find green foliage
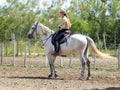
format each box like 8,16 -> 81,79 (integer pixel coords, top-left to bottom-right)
0,0 -> 120,49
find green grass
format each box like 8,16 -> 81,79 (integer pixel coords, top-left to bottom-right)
0,64 -> 119,72
2,41 -> 118,57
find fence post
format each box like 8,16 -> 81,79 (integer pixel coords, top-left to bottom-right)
1,42 -> 4,65
11,33 -> 15,66
24,44 -> 27,67
94,55 -> 96,69
59,56 -> 63,67
118,44 -> 120,69
69,54 -> 72,67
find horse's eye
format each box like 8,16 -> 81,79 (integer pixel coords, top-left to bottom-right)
32,27 -> 35,29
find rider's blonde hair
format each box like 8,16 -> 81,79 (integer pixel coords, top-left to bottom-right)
60,10 -> 71,28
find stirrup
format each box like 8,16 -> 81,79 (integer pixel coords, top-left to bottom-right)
53,52 -> 59,56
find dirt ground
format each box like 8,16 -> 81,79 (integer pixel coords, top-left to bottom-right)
0,56 -> 120,90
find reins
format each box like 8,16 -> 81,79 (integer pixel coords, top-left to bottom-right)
42,33 -> 53,46
31,22 -> 39,35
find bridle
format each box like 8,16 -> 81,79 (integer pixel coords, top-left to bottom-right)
29,22 -> 54,46
31,22 -> 39,36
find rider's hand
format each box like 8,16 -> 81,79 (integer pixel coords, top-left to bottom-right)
58,25 -> 61,29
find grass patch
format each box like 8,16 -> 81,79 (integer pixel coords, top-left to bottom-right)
0,64 -> 13,67
0,64 -> 119,72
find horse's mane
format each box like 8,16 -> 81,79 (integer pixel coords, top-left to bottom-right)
39,22 -> 54,33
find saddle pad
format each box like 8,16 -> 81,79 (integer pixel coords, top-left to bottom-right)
51,33 -> 70,45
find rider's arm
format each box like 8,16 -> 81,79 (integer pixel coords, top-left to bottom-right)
58,22 -> 67,30
58,16 -> 68,30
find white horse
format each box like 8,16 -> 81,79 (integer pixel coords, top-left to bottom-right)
28,22 -> 112,80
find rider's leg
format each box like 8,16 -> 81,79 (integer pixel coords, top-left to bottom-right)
54,41 -> 59,55
53,30 -> 66,55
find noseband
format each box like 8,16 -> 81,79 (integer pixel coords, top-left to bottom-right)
31,22 -> 39,35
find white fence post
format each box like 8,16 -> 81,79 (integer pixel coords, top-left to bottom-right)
11,33 -> 15,66
24,44 -> 27,67
94,55 -> 96,69
118,44 -> 120,69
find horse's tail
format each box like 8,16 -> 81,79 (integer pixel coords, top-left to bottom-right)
86,36 -> 114,59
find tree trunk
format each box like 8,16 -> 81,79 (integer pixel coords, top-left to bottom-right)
103,33 -> 107,50
96,32 -> 101,50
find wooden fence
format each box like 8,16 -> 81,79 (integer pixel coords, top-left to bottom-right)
0,33 -> 120,69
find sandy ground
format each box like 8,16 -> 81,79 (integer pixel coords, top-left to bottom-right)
0,56 -> 119,90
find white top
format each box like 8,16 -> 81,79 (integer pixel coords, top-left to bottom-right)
59,16 -> 71,30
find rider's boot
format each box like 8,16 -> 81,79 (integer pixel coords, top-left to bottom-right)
54,41 -> 59,55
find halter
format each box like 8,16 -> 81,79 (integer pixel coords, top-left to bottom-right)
31,22 -> 39,36
43,34 -> 53,46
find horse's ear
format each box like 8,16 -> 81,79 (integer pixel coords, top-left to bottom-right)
42,29 -> 47,35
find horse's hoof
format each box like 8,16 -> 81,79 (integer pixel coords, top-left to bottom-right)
54,74 -> 58,78
48,74 -> 52,79
79,77 -> 83,80
86,77 -> 91,80
79,75 -> 84,80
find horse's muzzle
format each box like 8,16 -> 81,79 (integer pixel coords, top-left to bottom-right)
28,34 -> 33,39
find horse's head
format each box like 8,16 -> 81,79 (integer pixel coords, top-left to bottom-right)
28,22 -> 39,39
28,21 -> 49,39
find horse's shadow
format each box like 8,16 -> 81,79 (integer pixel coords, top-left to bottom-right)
7,76 -> 64,80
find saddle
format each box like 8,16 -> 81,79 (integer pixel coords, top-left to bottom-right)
51,31 -> 70,45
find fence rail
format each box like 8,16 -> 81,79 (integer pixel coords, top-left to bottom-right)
0,33 -> 119,69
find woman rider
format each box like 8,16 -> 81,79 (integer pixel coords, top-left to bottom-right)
53,10 -> 71,55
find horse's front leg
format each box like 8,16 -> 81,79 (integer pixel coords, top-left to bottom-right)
47,55 -> 57,78
47,55 -> 53,78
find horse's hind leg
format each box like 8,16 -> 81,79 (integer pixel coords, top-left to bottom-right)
79,53 -> 85,80
84,44 -> 91,80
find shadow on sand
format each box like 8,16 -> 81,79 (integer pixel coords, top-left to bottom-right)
92,87 -> 120,90
7,76 -> 64,80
